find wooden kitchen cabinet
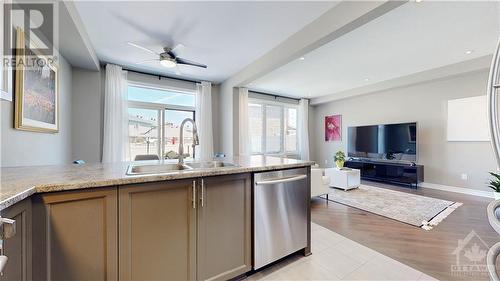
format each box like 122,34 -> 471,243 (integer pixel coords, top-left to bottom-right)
0,198 -> 32,281
32,187 -> 118,281
25,172 -> 253,281
118,179 -> 197,281
196,173 -> 251,281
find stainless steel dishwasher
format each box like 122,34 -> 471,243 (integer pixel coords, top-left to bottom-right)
253,167 -> 308,269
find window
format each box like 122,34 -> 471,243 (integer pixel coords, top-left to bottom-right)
128,108 -> 160,159
249,103 -> 263,153
127,85 -> 195,161
249,99 -> 299,157
285,107 -> 297,152
163,109 -> 195,159
128,85 -> 195,107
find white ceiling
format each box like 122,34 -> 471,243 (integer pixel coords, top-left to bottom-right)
249,1 -> 500,100
73,1 -> 337,82
58,2 -> 99,71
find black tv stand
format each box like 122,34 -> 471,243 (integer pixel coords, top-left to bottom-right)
344,159 -> 424,188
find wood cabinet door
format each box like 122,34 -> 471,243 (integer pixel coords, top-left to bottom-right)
0,198 -> 32,281
197,173 -> 252,281
119,179 -> 196,281
32,187 -> 118,281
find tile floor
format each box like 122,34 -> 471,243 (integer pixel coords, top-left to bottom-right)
246,223 -> 439,281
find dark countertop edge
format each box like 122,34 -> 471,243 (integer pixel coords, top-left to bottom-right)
0,162 -> 313,212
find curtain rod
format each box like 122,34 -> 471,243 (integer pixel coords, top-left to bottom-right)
121,69 -> 302,101
248,90 -> 301,102
123,68 -> 201,84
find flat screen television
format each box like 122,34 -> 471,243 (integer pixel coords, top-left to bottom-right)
347,122 -> 417,162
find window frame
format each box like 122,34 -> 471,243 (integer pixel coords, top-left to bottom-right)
248,98 -> 299,158
127,83 -> 196,160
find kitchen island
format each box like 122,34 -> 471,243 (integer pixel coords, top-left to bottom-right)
0,156 -> 313,281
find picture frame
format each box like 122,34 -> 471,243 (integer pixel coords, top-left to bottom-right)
14,27 -> 59,133
325,114 -> 342,141
1,3 -> 13,102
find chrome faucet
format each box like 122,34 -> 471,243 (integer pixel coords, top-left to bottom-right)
178,118 -> 200,165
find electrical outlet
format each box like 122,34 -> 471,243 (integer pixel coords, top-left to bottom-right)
461,173 -> 468,181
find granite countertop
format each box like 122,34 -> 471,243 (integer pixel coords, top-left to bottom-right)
0,156 -> 314,211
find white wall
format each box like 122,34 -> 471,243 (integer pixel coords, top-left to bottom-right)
1,56 -> 73,167
312,70 -> 497,191
71,67 -> 103,163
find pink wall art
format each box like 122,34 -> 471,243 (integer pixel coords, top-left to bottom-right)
325,115 -> 342,141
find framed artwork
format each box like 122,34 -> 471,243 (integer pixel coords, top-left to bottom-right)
15,28 -> 59,133
446,95 -> 489,142
325,115 -> 342,141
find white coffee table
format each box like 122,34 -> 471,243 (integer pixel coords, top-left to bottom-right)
324,168 -> 360,191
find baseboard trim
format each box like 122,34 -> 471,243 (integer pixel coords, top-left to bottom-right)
420,182 -> 494,199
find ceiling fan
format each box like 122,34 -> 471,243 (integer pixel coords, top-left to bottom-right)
128,42 -> 207,73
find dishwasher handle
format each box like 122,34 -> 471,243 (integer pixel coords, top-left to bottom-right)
255,174 -> 307,185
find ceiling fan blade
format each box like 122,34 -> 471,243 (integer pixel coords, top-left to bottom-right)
167,44 -> 185,60
176,57 -> 207,68
127,42 -> 160,55
166,49 -> 177,59
171,43 -> 185,53
135,59 -> 159,65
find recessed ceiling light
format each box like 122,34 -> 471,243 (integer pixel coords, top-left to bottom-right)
364,78 -> 370,82
298,57 -> 305,61
465,50 -> 474,55
415,0 -> 423,3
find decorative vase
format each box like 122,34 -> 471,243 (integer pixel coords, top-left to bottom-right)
494,192 -> 500,200
336,160 -> 344,169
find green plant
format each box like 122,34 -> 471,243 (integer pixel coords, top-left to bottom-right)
334,151 -> 346,162
489,172 -> 500,193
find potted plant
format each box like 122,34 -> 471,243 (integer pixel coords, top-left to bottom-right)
334,151 -> 346,169
489,172 -> 500,200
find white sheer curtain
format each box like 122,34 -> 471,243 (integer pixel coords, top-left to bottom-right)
298,99 -> 310,160
195,81 -> 214,160
238,87 -> 251,156
102,64 -> 128,162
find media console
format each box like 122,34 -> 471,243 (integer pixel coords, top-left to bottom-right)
344,159 -> 424,188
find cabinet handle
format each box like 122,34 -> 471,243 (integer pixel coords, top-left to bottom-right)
255,175 -> 307,185
192,180 -> 196,209
0,217 -> 14,276
200,179 -> 205,207
0,254 -> 7,275
0,218 -> 15,240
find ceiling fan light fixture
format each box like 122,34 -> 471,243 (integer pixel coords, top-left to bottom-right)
160,58 -> 177,68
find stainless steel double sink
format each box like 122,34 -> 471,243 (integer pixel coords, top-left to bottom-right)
126,161 -> 238,175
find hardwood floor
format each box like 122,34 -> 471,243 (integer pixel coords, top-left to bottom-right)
311,181 -> 500,281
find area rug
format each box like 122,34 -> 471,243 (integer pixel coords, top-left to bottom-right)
325,185 -> 462,230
